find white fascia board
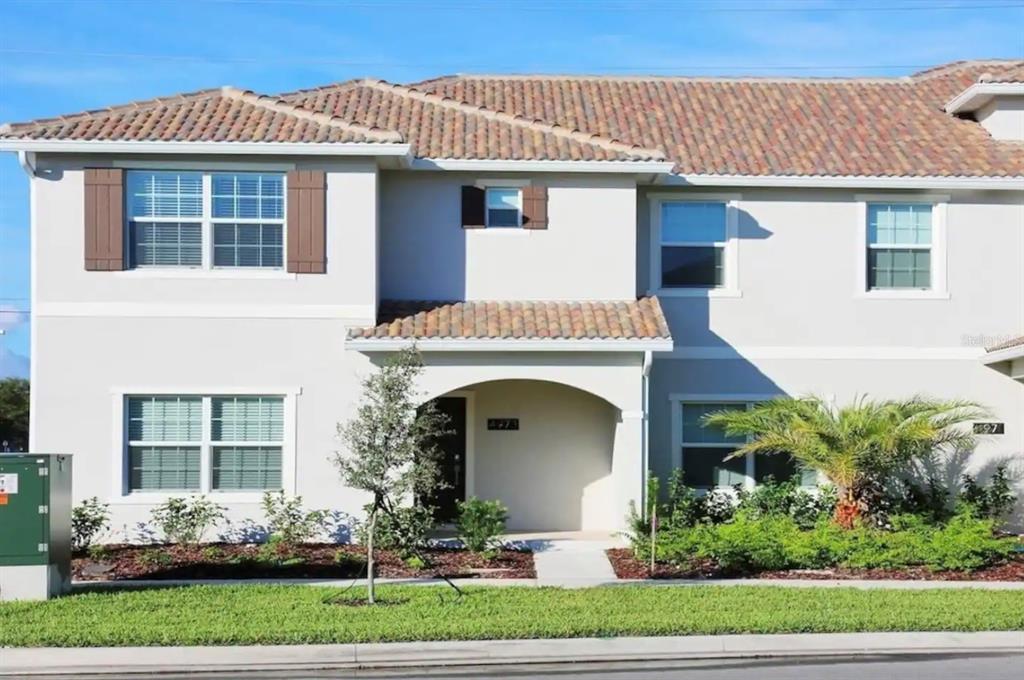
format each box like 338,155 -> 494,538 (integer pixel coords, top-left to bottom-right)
982,345 -> 1024,365
410,158 -> 676,174
662,173 -> 1024,191
346,337 -> 675,352
945,83 -> 1024,114
0,139 -> 413,157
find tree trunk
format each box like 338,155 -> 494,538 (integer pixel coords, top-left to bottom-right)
834,488 -> 860,529
366,507 -> 377,605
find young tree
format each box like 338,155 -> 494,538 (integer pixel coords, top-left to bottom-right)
704,396 -> 986,528
0,378 -> 29,452
333,347 -> 447,604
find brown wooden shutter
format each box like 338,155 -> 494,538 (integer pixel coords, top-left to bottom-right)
286,170 -> 327,273
83,168 -> 125,271
461,186 -> 486,229
521,184 -> 548,230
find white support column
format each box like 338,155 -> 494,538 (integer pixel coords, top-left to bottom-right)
612,410 -> 645,531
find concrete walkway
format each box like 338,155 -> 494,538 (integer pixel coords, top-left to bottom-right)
529,538 -> 619,587
3,632 -> 1021,676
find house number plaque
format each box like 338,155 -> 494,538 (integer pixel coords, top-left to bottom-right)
487,418 -> 519,431
973,422 -> 1005,435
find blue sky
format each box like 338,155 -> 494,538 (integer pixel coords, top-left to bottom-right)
1,0 -> 1023,375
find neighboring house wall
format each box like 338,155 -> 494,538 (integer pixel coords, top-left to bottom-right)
379,172 -> 638,301
639,186 -> 1024,514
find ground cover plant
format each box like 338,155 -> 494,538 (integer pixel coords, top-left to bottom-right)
2,584 -> 1023,647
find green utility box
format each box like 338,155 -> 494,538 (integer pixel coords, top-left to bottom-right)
0,454 -> 73,601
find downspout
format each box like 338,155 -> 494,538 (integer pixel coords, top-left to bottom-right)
17,150 -> 37,176
641,350 -> 653,510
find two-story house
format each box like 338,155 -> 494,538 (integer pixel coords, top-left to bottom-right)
1,60 -> 1022,537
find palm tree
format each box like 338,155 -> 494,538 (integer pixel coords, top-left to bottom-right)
703,396 -> 986,528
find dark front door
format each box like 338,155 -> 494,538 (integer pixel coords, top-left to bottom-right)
424,397 -> 466,522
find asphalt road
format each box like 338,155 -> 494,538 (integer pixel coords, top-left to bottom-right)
40,652 -> 1024,679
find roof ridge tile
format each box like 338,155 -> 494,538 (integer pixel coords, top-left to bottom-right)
359,79 -> 666,160
218,86 -> 404,143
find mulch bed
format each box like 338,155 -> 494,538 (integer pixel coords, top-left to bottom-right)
606,548 -> 1024,581
73,543 -> 535,581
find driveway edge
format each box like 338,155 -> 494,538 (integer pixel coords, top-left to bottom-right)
3,631 -> 1022,676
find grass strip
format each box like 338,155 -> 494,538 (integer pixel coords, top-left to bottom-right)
2,584 -> 1023,647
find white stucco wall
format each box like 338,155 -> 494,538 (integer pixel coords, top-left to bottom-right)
31,154 -> 380,318
379,171 -> 638,301
464,380 -> 618,531
976,96 -> 1024,141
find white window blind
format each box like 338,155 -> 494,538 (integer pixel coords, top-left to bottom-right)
124,394 -> 284,494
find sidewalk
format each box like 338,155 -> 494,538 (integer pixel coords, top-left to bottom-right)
3,632 -> 1021,676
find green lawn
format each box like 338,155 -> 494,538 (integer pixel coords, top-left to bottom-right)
2,584 -> 1023,647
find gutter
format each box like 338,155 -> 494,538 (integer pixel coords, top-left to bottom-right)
662,173 -> 1024,191
345,338 -> 675,352
410,158 -> 677,174
945,82 -> 1024,114
0,140 -> 413,157
641,350 -> 653,513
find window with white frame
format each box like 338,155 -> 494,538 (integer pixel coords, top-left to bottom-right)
866,203 -> 932,290
659,201 -> 727,287
126,395 -> 284,493
485,187 -> 522,227
127,171 -> 285,269
679,402 -> 807,489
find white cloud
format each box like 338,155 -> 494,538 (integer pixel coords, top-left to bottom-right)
0,304 -> 27,333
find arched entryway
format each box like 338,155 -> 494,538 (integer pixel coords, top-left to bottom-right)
429,379 -> 620,531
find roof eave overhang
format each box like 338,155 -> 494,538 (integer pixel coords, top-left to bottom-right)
945,82 -> 1024,115
345,337 -> 674,352
982,345 -> 1024,366
410,158 -> 676,174
0,139 -> 414,158
661,173 -> 1024,191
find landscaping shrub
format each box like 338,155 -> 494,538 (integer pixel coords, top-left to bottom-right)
456,497 -> 508,554
959,466 -> 1016,522
356,505 -> 435,558
735,477 -> 837,529
648,511 -> 1015,575
150,497 -> 225,545
71,497 -> 110,553
261,491 -> 328,547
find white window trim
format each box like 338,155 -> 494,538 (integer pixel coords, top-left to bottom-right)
109,387 -> 300,504
125,170 -> 288,273
648,192 -> 742,298
668,393 -> 826,491
855,194 -> 950,300
483,186 -> 524,229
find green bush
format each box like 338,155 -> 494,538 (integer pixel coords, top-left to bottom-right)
959,466 -> 1016,522
456,497 -> 508,554
356,505 -> 435,558
261,491 -> 327,547
72,497 -> 110,553
650,511 -> 1014,575
150,497 -> 225,545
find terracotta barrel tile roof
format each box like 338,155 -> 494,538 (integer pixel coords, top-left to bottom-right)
413,60 -> 1024,178
987,334 -> 1024,352
348,298 -> 671,341
278,79 -> 664,162
0,86 -> 404,144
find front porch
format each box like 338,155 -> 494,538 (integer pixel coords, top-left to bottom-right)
346,298 -> 674,532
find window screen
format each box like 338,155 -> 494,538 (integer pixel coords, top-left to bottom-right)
867,204 -> 932,290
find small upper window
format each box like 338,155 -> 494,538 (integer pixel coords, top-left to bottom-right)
660,202 -> 727,288
485,188 -> 522,228
867,203 -> 932,290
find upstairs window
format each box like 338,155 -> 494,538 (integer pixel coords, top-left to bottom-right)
126,171 -> 285,269
660,201 -> 727,288
485,187 -> 522,228
867,203 -> 932,290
